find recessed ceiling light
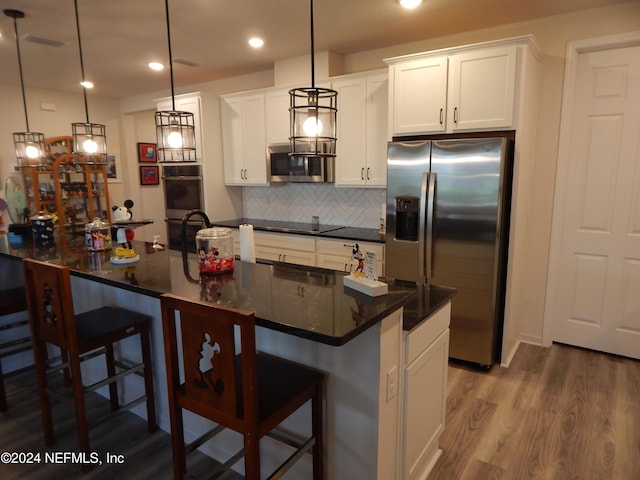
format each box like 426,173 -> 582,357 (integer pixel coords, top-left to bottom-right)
80,80 -> 94,89
398,0 -> 423,9
248,37 -> 264,49
148,62 -> 164,71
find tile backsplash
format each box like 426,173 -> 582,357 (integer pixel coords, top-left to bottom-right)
242,184 -> 386,228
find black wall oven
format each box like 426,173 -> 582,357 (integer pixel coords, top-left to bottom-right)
162,164 -> 205,250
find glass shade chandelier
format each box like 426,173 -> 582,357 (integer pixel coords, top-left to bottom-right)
155,0 -> 196,162
71,0 -> 107,162
289,0 -> 337,159
4,9 -> 46,168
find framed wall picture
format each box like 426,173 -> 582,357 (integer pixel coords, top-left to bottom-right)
137,142 -> 157,163
106,154 -> 122,183
139,165 -> 159,185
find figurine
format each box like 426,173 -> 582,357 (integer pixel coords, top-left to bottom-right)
352,243 -> 366,277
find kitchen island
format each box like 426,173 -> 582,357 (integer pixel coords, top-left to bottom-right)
0,232 -> 454,479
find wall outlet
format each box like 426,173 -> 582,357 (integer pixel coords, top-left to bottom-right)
386,366 -> 398,402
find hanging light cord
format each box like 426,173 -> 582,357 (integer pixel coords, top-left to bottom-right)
164,0 -> 176,111
73,0 -> 90,124
7,10 -> 30,132
310,0 -> 315,89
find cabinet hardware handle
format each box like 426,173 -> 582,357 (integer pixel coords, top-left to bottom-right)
361,167 -> 365,180
300,286 -> 305,297
343,243 -> 355,249
439,108 -> 444,125
367,167 -> 370,180
297,285 -> 301,296
278,253 -> 282,262
344,263 -> 348,272
453,107 -> 458,124
282,254 -> 286,262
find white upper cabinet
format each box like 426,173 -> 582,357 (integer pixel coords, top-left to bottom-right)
447,45 -> 517,132
334,71 -> 388,187
220,92 -> 268,185
265,88 -> 291,146
387,41 -> 521,136
388,56 -> 449,135
156,93 -> 204,161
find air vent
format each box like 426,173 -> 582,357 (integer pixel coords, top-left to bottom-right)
174,58 -> 199,67
23,34 -> 66,47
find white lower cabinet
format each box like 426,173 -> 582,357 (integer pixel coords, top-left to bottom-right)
232,230 -> 385,275
253,231 -> 316,267
402,302 -> 450,480
316,238 -> 384,276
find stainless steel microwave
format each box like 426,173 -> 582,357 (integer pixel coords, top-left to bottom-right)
267,144 -> 334,183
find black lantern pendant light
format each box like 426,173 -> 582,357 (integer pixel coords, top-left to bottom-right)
4,9 -> 46,168
71,0 -> 106,161
155,0 -> 196,162
289,0 -> 337,159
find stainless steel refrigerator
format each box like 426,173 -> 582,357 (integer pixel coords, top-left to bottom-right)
385,135 -> 514,366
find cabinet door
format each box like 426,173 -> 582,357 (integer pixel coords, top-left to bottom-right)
334,77 -> 368,186
265,88 -> 291,145
280,248 -> 316,267
316,254 -> 353,273
221,94 -> 267,185
390,56 -> 448,135
403,328 -> 450,480
448,45 -> 517,131
241,94 -> 268,185
365,73 -> 389,186
220,96 -> 245,185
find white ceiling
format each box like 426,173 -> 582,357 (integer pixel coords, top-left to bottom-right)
0,0 -> 630,99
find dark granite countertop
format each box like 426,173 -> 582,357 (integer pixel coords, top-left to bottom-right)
211,218 -> 385,244
1,233 -> 454,346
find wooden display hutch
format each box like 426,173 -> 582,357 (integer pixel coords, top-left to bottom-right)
21,136 -> 111,234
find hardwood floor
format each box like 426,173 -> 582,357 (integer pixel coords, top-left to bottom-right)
2,343 -> 638,479
0,368 -> 241,479
428,342 -> 640,480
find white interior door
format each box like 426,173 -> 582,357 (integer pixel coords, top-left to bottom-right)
546,35 -> 640,359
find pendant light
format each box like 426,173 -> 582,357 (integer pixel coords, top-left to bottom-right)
154,0 -> 196,163
71,0 -> 106,162
289,0 -> 337,159
4,9 -> 46,168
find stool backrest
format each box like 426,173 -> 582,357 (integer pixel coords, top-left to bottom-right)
160,293 -> 258,428
22,259 -> 76,350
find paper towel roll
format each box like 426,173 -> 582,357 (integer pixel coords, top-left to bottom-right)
239,224 -> 256,263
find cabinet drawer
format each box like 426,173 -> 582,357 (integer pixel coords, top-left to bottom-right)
254,231 -> 316,252
317,238 -> 383,257
405,302 -> 451,364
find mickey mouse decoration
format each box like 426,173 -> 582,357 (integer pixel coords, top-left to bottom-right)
112,199 -> 134,222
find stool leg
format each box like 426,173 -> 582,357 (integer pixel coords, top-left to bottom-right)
69,351 -> 92,473
0,360 -> 6,412
244,432 -> 261,480
32,338 -> 55,446
105,343 -> 119,412
312,383 -> 324,480
169,408 -> 187,479
140,323 -> 157,432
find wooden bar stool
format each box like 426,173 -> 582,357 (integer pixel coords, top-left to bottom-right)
161,293 -> 325,480
0,286 -> 30,412
22,258 -> 157,472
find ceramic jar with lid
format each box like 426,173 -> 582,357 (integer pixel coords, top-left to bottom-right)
85,217 -> 112,251
30,211 -> 54,244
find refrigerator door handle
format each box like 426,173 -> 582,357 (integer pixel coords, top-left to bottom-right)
425,172 -> 436,282
418,172 -> 430,283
